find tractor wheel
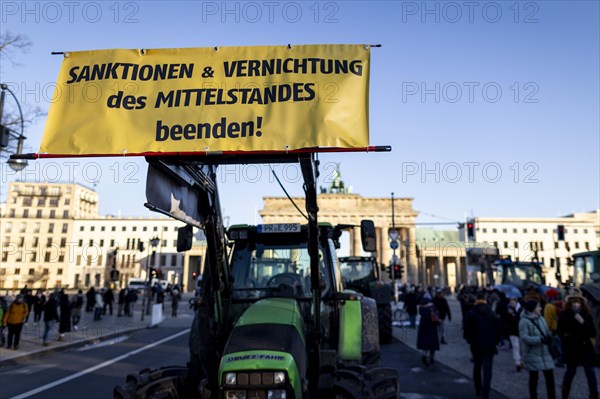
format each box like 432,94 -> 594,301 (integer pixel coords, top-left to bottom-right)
333,365 -> 400,399
113,366 -> 194,399
378,303 -> 393,344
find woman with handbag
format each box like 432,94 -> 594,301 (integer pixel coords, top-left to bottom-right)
557,292 -> 598,399
519,300 -> 556,399
416,292 -> 440,367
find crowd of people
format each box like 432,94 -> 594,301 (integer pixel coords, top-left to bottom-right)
0,283 -> 183,350
402,284 -> 598,399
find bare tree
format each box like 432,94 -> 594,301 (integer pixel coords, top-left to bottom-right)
1,32 -> 46,159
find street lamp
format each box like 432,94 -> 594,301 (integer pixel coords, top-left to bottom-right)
0,83 -> 28,171
141,236 -> 160,321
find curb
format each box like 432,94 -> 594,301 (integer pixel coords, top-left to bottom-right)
0,324 -> 148,367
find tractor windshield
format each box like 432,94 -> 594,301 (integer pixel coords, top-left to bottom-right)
340,259 -> 374,283
498,264 -> 544,287
229,239 -> 330,300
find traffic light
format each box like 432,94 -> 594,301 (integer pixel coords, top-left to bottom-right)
467,221 -> 475,239
192,271 -> 198,279
155,268 -> 162,279
110,269 -> 120,281
557,225 -> 565,241
394,264 -> 403,280
112,249 -> 117,268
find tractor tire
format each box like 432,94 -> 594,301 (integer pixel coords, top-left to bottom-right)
333,365 -> 400,399
114,366 -> 198,399
378,303 -> 393,344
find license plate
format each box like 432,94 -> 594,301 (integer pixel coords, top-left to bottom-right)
257,224 -> 301,233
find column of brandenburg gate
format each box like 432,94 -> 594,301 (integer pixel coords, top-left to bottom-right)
259,193 -> 420,284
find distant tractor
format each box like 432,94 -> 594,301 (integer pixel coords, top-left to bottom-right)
572,250 -> 600,358
339,256 -> 393,344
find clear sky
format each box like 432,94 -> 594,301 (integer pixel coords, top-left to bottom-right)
1,1 -> 598,226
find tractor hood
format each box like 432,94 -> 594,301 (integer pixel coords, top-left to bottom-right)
221,298 -> 307,385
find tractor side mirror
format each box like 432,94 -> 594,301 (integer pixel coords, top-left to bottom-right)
591,272 -> 600,283
176,225 -> 193,252
360,220 -> 376,253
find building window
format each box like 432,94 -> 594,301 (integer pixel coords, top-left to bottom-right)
110,239 -> 115,247
111,226 -> 116,232
154,227 -> 158,232
163,226 -> 168,232
492,228 -> 497,233
143,227 -> 148,232
36,210 -> 42,218
49,199 -> 59,207
31,252 -> 37,262
28,268 -> 35,275
573,229 -> 578,234
9,209 -> 15,217
101,226 -> 105,232
19,237 -> 25,246
47,237 -> 53,246
87,256 -> 92,266
543,229 -> 548,234
503,242 -> 508,248
514,241 -> 519,249
584,229 -> 588,234
77,255 -> 82,265
122,226 -> 126,232
60,238 -> 66,247
533,229 -> 538,233
171,254 -> 177,266
98,255 -> 103,265
575,242 -> 580,249
20,222 -> 26,233
173,227 -> 178,232
63,210 -> 69,218
48,223 -> 54,233
50,210 -> 56,218
100,239 -> 104,246
45,252 -> 51,262
78,239 -> 83,247
23,198 -> 32,206
523,229 -> 527,233
162,240 -> 167,247
37,198 -> 45,207
4,222 -> 12,232
33,223 -> 40,233
91,226 -> 95,232
15,268 -> 20,275
160,254 -> 166,266
33,237 -> 39,246
555,242 -> 559,249
22,209 -> 29,218
173,240 -> 177,247
482,228 -> 487,233
585,242 -> 590,250
80,226 -> 85,231
65,198 -> 70,205
62,223 -> 68,233
89,239 -> 93,247
57,268 -> 63,275
539,242 -> 544,251
132,226 -> 137,232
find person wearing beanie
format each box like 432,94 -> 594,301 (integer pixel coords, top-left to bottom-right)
557,294 -> 598,399
464,292 -> 503,399
519,299 -> 556,399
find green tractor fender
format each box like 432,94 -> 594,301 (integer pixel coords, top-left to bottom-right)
338,291 -> 380,366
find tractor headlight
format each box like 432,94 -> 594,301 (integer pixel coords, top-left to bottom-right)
225,372 -> 237,385
267,390 -> 287,399
273,371 -> 286,384
225,390 -> 246,399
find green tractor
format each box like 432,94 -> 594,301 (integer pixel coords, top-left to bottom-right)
571,250 -> 600,358
114,154 -> 399,399
339,256 -> 393,344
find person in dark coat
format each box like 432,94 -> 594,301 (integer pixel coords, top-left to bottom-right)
403,288 -> 419,329
464,292 -> 503,399
103,288 -> 114,316
557,293 -> 598,399
33,290 -> 46,324
58,290 -> 71,341
118,288 -> 127,317
432,289 -> 452,344
85,287 -> 96,313
417,292 -> 440,367
504,297 -> 524,371
42,294 -> 59,346
24,289 -> 35,324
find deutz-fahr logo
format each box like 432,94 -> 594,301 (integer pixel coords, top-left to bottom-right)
225,354 -> 285,363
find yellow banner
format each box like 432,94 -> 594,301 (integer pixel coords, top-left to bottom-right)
40,44 -> 370,156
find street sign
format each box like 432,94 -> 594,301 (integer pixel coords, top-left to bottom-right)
390,240 -> 399,250
388,228 -> 399,241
